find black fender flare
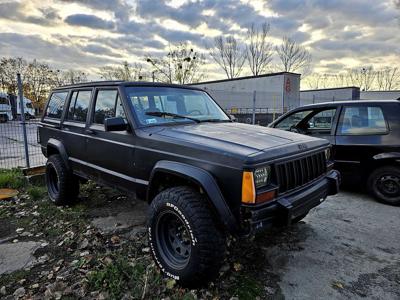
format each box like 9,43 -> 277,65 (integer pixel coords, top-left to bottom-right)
147,160 -> 239,234
372,152 -> 400,161
46,138 -> 70,169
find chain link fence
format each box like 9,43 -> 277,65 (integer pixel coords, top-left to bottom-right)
0,118 -> 45,169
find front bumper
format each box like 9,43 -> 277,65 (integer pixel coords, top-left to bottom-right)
244,169 -> 340,234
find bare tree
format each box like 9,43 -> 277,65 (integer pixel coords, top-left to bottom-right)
99,61 -> 144,81
276,37 -> 312,73
375,67 -> 400,90
304,73 -> 330,89
146,43 -> 205,84
246,23 -> 273,76
210,36 -> 246,78
348,66 -> 376,91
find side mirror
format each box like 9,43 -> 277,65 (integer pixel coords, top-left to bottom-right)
104,117 -> 128,132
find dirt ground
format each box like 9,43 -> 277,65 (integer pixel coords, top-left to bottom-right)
0,179 -> 399,299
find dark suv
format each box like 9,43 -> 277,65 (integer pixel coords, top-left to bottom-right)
38,81 -> 339,286
269,100 -> 400,206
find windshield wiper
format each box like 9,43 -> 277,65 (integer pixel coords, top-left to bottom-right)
199,118 -> 231,123
145,111 -> 200,123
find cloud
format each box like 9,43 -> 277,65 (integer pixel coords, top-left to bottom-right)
0,32 -> 116,70
81,44 -> 122,57
65,14 -> 115,30
0,1 -> 60,25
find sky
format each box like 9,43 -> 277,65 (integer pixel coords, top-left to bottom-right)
0,0 -> 399,81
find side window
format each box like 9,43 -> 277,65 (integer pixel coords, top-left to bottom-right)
308,109 -> 336,130
275,110 -> 312,130
94,90 -> 126,124
338,106 -> 388,135
67,90 -> 91,122
45,92 -> 68,119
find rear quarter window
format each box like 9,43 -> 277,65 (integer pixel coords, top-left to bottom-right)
45,92 -> 68,119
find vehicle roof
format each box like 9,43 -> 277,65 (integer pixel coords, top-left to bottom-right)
297,100 -> 399,109
53,81 -> 205,91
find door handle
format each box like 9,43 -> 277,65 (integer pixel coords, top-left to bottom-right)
85,129 -> 95,135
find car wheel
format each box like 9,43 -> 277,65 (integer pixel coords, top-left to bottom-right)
368,166 -> 400,206
45,154 -> 79,206
148,186 -> 226,287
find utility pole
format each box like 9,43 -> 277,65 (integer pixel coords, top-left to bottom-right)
17,73 -> 30,168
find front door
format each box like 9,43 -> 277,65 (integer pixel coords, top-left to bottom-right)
84,87 -> 137,190
272,107 -> 339,145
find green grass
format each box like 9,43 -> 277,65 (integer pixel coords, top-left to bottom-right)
229,274 -> 264,300
88,256 -> 161,300
0,169 -> 25,189
27,186 -> 47,201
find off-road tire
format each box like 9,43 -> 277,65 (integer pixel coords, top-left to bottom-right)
368,166 -> 400,206
148,186 -> 226,287
45,154 -> 79,206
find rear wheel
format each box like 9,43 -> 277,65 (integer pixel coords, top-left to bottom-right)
45,154 -> 79,206
368,166 -> 400,206
148,186 -> 225,287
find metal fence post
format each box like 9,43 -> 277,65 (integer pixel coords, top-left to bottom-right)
252,90 -> 256,125
17,73 -> 30,168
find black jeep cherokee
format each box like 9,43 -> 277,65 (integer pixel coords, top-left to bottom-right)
38,81 -> 340,286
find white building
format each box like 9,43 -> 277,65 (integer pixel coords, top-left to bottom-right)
191,72 -> 300,113
300,87 -> 360,105
360,90 -> 400,100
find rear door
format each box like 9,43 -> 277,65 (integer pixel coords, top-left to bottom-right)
84,87 -> 136,189
61,89 -> 92,171
334,104 -> 390,178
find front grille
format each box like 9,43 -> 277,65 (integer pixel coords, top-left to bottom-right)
276,151 -> 326,194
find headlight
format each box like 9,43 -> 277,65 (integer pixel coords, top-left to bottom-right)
254,166 -> 271,188
324,148 -> 331,161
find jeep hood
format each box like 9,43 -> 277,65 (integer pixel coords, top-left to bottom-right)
152,122 -> 329,158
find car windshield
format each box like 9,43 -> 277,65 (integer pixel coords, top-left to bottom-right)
125,86 -> 230,126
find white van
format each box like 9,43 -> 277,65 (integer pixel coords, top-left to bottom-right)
0,92 -> 12,122
0,93 -> 35,122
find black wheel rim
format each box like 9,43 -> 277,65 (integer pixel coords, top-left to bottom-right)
47,164 -> 60,199
377,174 -> 400,198
155,211 -> 191,270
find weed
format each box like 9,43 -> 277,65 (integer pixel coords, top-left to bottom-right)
88,256 -> 161,299
229,274 -> 264,300
27,186 -> 47,201
0,169 -> 25,189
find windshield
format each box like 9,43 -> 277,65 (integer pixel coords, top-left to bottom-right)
125,86 -> 230,126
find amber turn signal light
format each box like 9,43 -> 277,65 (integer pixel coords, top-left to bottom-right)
256,190 -> 276,204
242,171 -> 256,204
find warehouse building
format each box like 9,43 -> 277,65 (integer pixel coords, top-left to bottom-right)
300,87 -> 360,104
191,72 -> 300,114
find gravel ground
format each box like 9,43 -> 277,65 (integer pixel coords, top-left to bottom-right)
262,189 -> 400,299
0,180 -> 399,299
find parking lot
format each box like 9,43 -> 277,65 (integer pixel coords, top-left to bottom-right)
262,189 -> 400,299
0,120 -> 46,169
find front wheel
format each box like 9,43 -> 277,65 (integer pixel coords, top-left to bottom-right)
368,166 -> 400,206
148,186 -> 226,287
